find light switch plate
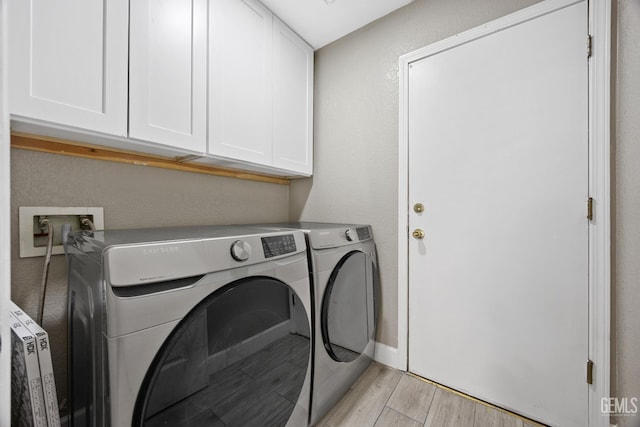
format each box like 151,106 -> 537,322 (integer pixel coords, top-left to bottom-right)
19,207 -> 104,258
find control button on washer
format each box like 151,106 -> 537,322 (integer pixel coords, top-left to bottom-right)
345,229 -> 355,242
230,240 -> 251,262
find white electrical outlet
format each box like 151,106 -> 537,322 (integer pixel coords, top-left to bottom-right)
19,207 -> 104,258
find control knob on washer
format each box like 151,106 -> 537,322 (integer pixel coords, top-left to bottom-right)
345,228 -> 355,242
230,240 -> 251,262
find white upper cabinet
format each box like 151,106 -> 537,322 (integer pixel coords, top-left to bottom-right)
210,0 -> 273,165
8,0 -> 128,136
8,0 -> 314,176
210,0 -> 314,175
129,0 -> 208,153
272,18 -> 314,175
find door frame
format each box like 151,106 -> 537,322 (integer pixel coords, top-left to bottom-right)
0,0 -> 12,425
396,0 -> 611,426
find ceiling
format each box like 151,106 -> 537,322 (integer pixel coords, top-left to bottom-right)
261,0 -> 415,50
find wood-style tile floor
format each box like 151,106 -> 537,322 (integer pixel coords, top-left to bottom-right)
316,363 -> 545,427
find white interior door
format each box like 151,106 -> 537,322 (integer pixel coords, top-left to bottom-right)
407,2 -> 588,426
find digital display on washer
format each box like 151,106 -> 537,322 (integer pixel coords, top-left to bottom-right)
356,227 -> 371,241
261,234 -> 297,258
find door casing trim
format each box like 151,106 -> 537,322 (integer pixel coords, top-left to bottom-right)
396,1 -> 611,426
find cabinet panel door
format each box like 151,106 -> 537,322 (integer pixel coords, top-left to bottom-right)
130,0 -> 207,152
272,19 -> 314,175
8,0 -> 128,136
210,0 -> 273,165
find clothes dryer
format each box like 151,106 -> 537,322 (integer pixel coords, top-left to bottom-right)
258,223 -> 379,425
65,226 -> 312,427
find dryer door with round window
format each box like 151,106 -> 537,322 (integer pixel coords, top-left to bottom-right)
322,250 -> 378,362
132,277 -> 311,427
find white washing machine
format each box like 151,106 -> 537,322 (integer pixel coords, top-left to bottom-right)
65,226 -> 313,427
258,223 -> 379,425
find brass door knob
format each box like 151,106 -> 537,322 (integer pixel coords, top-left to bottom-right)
412,229 -> 425,239
413,203 -> 424,213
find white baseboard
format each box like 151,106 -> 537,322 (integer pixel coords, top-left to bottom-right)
374,341 -> 401,370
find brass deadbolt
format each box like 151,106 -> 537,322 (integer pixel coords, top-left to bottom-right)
412,229 -> 425,239
413,203 -> 424,213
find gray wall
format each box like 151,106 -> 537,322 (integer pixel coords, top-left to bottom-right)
10,148 -> 289,404
291,0 -> 541,348
613,0 -> 640,425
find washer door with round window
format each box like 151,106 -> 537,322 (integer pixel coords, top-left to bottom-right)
132,276 -> 311,427
321,250 -> 378,363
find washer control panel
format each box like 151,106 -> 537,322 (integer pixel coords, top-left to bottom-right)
261,234 -> 297,258
302,225 -> 374,249
342,227 -> 370,242
356,226 -> 371,241
230,240 -> 252,262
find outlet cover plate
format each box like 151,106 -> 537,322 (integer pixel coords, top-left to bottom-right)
19,206 -> 104,258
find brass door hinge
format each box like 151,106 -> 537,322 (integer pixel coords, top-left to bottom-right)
587,360 -> 594,384
587,197 -> 594,221
587,35 -> 592,58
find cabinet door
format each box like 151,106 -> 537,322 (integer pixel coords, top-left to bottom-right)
210,0 -> 273,165
129,0 -> 207,152
272,19 -> 314,175
8,0 -> 128,136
